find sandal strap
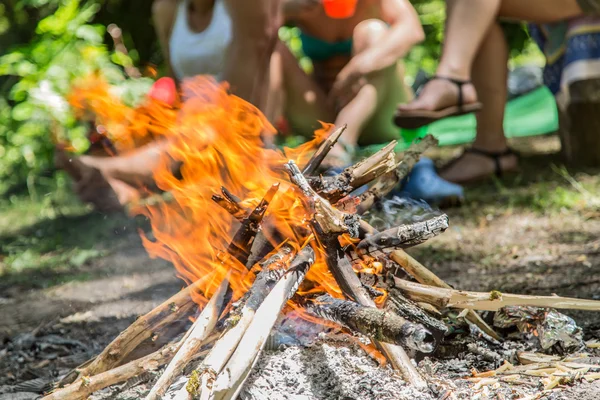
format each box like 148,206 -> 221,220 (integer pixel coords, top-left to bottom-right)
433,75 -> 473,109
465,147 -> 518,177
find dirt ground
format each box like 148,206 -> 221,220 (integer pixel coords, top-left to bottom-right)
1,134 -> 599,398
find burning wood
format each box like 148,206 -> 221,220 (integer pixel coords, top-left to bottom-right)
306,294 -> 435,352
47,93 -> 600,400
354,214 -> 449,258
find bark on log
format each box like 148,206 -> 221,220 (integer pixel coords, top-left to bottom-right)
302,124 -> 347,175
354,214 -> 449,259
306,294 -> 435,352
393,278 -> 600,312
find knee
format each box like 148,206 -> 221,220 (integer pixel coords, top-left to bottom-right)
353,19 -> 387,53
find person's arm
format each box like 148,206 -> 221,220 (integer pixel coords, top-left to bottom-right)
152,0 -> 178,80
221,0 -> 282,110
353,0 -> 424,75
282,0 -> 321,20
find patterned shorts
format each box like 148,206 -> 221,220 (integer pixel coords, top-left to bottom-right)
577,0 -> 600,14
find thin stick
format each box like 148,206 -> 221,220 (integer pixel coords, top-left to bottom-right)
306,294 -> 435,352
393,278 -> 600,312
389,250 -> 501,341
212,186 -> 248,222
145,277 -> 230,400
210,245 -> 315,400
42,342 -> 180,400
303,124 -> 347,175
227,183 -> 279,265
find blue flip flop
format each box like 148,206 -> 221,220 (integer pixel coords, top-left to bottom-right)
393,157 -> 464,206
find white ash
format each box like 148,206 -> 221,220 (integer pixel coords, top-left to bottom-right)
240,335 -> 433,400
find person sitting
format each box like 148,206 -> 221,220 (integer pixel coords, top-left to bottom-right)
55,0 -> 282,212
394,0 -> 599,184
279,0 -> 424,167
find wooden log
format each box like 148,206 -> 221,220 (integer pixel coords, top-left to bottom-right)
211,186 -> 248,222
303,124 -> 347,175
306,294 -> 435,352
389,250 -> 501,341
227,183 -> 279,265
177,247 -> 295,400
42,342 -> 180,400
309,141 -> 398,203
385,288 -> 447,343
210,245 -> 316,400
354,214 -> 449,259
393,278 -> 600,312
357,134 -> 438,213
287,160 -> 427,389
145,277 -> 230,400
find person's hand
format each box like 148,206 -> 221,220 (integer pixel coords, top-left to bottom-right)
328,57 -> 367,110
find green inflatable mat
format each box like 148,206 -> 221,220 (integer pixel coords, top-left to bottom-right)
359,86 -> 559,156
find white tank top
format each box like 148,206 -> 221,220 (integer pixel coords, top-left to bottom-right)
169,0 -> 233,81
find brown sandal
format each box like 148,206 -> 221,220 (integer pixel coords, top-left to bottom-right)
394,76 -> 483,129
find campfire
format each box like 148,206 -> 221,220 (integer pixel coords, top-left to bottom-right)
42,77 -> 600,400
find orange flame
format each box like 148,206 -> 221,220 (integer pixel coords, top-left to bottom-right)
68,74 -> 387,315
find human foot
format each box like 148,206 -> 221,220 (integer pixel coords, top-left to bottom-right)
439,147 -> 519,184
320,141 -> 356,173
394,76 -> 481,129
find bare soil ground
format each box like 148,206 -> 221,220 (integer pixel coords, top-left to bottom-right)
1,134 -> 599,399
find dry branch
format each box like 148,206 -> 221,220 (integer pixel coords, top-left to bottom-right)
303,124 -> 347,175
354,214 -> 449,259
210,245 -> 316,400
211,186 -> 248,221
389,250 -> 501,341
306,294 -> 434,352
145,277 -> 230,400
309,141 -> 398,203
43,342 -> 180,400
394,278 -> 600,312
357,135 -> 437,213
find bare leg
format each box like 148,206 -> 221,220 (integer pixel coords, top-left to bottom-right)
398,0 -> 583,115
326,19 -> 412,166
266,41 -> 334,136
439,22 -> 518,183
221,0 -> 281,111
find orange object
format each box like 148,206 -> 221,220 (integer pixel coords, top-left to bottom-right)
323,0 -> 358,19
148,77 -> 177,106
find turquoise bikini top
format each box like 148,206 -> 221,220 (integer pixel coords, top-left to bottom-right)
299,32 -> 353,61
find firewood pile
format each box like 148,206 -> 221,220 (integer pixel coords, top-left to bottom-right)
40,128 -> 600,400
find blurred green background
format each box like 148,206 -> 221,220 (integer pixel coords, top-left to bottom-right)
0,0 -> 542,198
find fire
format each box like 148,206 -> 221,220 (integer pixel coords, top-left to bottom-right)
68,74 -> 384,316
